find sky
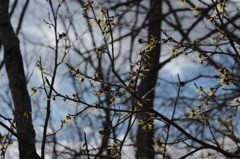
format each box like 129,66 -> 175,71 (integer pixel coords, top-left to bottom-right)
1,0 -> 240,158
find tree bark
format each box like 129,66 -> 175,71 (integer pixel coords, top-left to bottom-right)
0,1 -> 40,159
136,0 -> 162,158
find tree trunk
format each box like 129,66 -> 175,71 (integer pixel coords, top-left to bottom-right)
0,1 -> 40,159
136,0 -> 162,158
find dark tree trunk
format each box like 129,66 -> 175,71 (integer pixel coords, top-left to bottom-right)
136,0 -> 162,158
0,1 -> 40,159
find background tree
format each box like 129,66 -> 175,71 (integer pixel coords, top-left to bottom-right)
0,1 -> 40,159
136,0 -> 162,158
